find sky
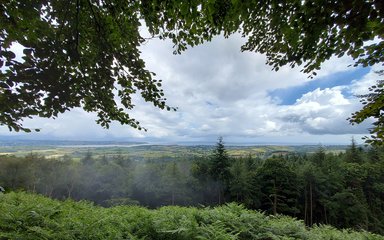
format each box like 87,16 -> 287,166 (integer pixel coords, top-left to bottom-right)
0,34 -> 381,145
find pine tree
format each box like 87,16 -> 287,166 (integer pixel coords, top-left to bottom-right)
209,137 -> 231,204
346,138 -> 363,164
210,137 -> 230,183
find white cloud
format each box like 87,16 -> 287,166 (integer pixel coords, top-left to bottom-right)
0,33 -> 378,144
277,86 -> 372,135
350,64 -> 382,95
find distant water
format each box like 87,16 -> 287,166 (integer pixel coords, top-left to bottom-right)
0,139 -> 148,147
0,138 -> 349,147
58,144 -> 151,148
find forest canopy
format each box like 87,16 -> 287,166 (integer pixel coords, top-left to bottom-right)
2,141 -> 384,234
1,0 -> 383,141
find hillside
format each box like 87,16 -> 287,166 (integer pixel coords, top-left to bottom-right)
0,192 -> 382,240
0,139 -> 349,160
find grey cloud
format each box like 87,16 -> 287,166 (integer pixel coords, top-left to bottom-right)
0,34 -> 375,144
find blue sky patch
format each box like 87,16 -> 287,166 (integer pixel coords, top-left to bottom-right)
269,67 -> 370,105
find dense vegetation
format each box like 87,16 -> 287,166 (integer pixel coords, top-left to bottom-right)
1,139 -> 384,235
1,191 -> 383,240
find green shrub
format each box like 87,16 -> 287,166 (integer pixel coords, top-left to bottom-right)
0,192 -> 383,240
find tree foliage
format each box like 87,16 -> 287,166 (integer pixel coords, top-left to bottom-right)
2,142 -> 384,233
256,157 -> 299,216
209,136 -> 230,183
350,73 -> 384,145
1,0 -> 383,133
0,0 -> 174,132
145,0 -> 384,74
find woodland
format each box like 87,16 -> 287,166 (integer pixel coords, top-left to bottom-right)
1,138 -> 384,237
2,0 -> 384,239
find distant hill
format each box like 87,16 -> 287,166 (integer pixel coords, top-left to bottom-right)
0,139 -> 350,159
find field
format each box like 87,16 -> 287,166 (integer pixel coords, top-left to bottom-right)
0,139 -> 349,160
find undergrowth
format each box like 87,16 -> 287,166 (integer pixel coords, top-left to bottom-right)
0,192 -> 383,239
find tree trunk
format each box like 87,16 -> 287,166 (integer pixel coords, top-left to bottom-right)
273,180 -> 277,215
304,185 -> 308,225
66,181 -> 74,199
324,205 -> 328,224
309,181 -> 313,226
218,186 -> 221,205
171,189 -> 175,205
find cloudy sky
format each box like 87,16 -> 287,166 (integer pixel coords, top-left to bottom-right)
0,34 -> 380,144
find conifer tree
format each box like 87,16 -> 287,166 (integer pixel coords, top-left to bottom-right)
209,137 -> 231,204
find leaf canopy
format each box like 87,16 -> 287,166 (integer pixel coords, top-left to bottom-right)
349,73 -> 384,145
1,0 -> 173,131
1,0 -> 383,134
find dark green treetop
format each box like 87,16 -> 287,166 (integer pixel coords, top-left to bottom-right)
209,136 -> 230,183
